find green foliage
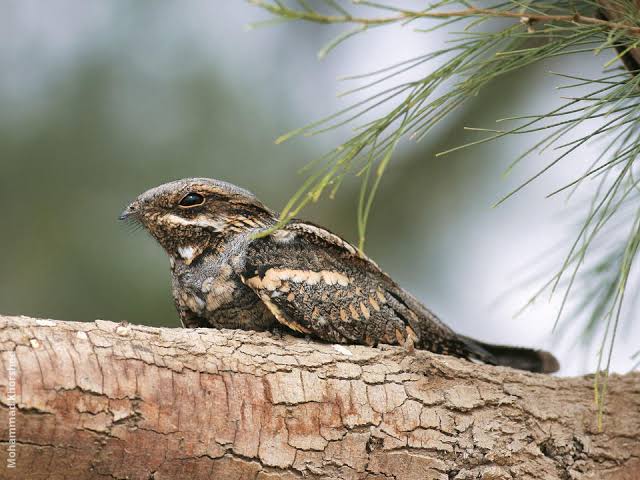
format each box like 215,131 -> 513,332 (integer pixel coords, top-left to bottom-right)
250,0 -> 640,415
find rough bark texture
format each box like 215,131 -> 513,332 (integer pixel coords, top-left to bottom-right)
0,315 -> 638,480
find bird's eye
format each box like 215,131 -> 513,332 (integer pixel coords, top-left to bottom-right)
179,192 -> 205,208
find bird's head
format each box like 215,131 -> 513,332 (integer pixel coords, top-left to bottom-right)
120,178 -> 276,263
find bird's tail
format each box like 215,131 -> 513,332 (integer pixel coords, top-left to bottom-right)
462,336 -> 560,373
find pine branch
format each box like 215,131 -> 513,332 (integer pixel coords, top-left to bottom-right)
251,0 -> 640,36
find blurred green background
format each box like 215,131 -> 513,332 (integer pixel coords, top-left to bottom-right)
1,1 -> 636,374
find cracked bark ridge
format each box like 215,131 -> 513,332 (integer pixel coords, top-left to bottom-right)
0,316 -> 638,480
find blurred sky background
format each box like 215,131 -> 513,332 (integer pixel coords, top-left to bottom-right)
1,1 -> 637,376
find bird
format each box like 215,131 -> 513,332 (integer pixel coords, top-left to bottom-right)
120,177 -> 559,373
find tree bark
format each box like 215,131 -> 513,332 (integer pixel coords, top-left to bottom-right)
598,0 -> 640,73
0,315 -> 638,480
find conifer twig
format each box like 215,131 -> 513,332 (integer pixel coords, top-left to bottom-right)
250,0 -> 640,37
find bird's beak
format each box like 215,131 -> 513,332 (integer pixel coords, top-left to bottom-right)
119,201 -> 140,221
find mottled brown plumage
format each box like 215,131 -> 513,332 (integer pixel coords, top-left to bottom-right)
121,177 -> 559,373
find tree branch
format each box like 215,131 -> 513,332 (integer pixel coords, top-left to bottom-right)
598,0 -> 640,72
0,315 -> 638,479
251,1 -> 640,37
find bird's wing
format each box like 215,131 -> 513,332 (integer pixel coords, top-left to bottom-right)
241,221 -> 490,360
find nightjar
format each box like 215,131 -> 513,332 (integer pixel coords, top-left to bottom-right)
120,178 -> 559,373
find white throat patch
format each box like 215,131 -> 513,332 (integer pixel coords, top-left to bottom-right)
178,245 -> 197,264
